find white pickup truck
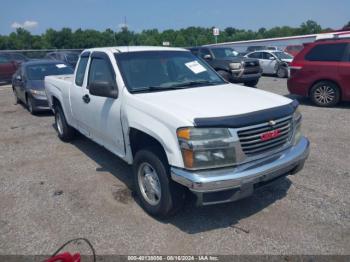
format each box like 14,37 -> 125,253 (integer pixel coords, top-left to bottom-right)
45,46 -> 310,217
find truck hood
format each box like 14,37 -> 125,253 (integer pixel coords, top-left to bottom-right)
132,83 -> 292,124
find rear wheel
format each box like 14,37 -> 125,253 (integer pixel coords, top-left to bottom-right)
217,70 -> 231,82
133,148 -> 185,217
310,81 -> 340,107
54,104 -> 76,141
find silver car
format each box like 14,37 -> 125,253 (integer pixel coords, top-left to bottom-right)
245,50 -> 293,78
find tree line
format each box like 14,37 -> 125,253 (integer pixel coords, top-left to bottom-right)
0,20 -> 349,51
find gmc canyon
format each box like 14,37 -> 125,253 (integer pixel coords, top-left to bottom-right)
45,46 -> 310,217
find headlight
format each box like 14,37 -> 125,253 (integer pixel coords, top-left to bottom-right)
293,107 -> 302,123
292,108 -> 302,145
30,89 -> 46,97
177,127 -> 237,170
229,62 -> 242,70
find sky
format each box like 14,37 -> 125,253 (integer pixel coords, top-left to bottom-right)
0,0 -> 348,35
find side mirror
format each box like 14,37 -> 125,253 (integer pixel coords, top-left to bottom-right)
89,81 -> 118,99
269,56 -> 276,60
203,54 -> 212,60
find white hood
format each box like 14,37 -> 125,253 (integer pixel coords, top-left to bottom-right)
131,83 -> 292,124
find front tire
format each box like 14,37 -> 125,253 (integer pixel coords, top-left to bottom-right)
310,81 -> 340,107
27,96 -> 36,115
276,67 -> 287,78
54,105 -> 76,141
244,79 -> 259,87
133,148 -> 185,217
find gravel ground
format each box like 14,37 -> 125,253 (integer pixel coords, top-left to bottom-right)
0,77 -> 349,256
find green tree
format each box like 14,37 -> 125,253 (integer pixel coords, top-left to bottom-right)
300,20 -> 322,34
343,21 -> 350,29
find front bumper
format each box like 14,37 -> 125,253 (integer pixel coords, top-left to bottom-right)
171,137 -> 310,205
230,71 -> 262,83
31,95 -> 50,110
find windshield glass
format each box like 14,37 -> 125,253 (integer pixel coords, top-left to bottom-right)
273,51 -> 293,59
115,51 -> 225,93
211,48 -> 239,59
66,53 -> 79,64
27,63 -> 74,80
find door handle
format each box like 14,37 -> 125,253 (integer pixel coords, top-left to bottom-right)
82,94 -> 90,104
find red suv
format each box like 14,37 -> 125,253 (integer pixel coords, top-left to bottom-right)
288,38 -> 350,107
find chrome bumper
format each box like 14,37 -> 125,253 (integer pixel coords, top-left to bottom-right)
171,137 -> 309,204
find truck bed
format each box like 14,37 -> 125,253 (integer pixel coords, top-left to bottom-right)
45,74 -> 75,113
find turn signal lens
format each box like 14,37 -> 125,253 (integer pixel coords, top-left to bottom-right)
177,128 -> 191,140
182,149 -> 194,168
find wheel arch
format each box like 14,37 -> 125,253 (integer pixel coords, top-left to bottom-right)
129,128 -> 169,166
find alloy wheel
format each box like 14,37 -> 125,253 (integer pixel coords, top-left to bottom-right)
314,85 -> 335,105
137,162 -> 161,206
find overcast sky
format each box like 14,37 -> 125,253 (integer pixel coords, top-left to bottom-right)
0,0 -> 348,34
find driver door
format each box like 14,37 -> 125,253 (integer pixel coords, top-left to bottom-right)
80,51 -> 125,158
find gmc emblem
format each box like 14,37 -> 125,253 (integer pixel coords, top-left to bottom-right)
261,129 -> 281,141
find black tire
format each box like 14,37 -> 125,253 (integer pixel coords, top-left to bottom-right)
133,148 -> 185,217
244,79 -> 259,87
26,95 -> 37,115
276,67 -> 287,78
217,70 -> 231,82
54,104 -> 76,141
310,81 -> 340,107
13,88 -> 19,105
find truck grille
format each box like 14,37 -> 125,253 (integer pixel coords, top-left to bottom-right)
244,61 -> 259,67
237,116 -> 293,156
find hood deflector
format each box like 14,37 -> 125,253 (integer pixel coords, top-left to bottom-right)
194,100 -> 298,128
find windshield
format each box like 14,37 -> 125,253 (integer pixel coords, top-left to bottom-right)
211,48 -> 239,59
115,51 -> 225,93
273,51 -> 293,60
66,53 -> 79,64
27,63 -> 74,80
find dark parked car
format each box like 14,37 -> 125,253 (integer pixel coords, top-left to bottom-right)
189,47 -> 262,87
12,60 -> 74,114
288,37 -> 350,107
45,51 -> 80,68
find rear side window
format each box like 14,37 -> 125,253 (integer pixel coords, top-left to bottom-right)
262,52 -> 273,59
248,52 -> 261,59
75,57 -> 89,86
305,43 -> 347,62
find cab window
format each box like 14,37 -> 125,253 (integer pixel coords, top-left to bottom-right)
75,56 -> 89,86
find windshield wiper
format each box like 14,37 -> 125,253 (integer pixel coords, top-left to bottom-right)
131,85 -> 187,93
131,81 -> 224,93
170,80 -> 222,88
